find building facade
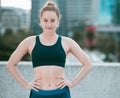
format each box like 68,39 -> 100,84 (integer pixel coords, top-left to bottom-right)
98,0 -> 114,25
112,0 -> 120,25
66,0 -> 100,28
1,7 -> 30,34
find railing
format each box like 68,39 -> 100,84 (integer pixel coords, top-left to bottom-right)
0,61 -> 120,98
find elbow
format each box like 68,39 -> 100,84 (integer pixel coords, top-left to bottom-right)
84,63 -> 93,72
87,60 -> 93,70
6,63 -> 15,72
88,64 -> 93,71
6,63 -> 11,72
87,62 -> 93,72
6,63 -> 9,69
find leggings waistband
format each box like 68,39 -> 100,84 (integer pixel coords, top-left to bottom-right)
31,86 -> 69,95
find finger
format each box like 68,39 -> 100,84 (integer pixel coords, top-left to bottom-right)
32,87 -> 39,92
57,82 -> 66,88
34,78 -> 42,82
56,80 -> 64,86
34,79 -> 42,84
56,76 -> 64,80
29,81 -> 41,90
34,82 -> 42,87
34,85 -> 41,90
60,84 -> 66,89
30,82 -> 41,90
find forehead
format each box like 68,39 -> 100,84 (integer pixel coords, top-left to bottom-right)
41,11 -> 58,19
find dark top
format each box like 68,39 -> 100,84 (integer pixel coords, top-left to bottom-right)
31,35 -> 66,68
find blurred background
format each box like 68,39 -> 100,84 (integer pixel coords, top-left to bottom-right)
0,0 -> 120,62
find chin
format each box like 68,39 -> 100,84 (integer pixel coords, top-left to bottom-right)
46,29 -> 54,33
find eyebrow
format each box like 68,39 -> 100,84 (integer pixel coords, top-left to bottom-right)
41,18 -> 57,20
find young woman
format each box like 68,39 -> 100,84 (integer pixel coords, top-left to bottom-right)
6,1 -> 93,98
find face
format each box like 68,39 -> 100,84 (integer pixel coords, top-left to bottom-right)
40,11 -> 59,33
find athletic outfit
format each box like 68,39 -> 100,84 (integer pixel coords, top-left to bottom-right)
32,35 -> 66,68
30,86 -> 71,98
30,35 -> 71,98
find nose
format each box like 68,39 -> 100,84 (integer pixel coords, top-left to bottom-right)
47,22 -> 52,27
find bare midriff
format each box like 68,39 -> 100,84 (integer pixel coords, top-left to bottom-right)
33,65 -> 65,90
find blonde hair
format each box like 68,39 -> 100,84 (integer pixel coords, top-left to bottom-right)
40,1 -> 61,19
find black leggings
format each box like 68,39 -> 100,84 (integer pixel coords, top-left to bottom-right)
29,86 -> 71,98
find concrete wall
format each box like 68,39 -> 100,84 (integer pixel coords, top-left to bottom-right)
0,61 -> 120,98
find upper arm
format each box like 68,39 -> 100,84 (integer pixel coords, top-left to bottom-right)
7,37 -> 30,66
68,38 -> 92,66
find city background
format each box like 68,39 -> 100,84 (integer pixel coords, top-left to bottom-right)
0,0 -> 120,98
0,0 -> 120,62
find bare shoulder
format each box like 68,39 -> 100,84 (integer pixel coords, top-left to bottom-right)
61,36 -> 80,54
62,36 -> 92,66
62,36 -> 73,42
20,35 -> 36,46
16,35 -> 36,51
23,35 -> 36,43
61,36 -> 78,46
9,35 -> 36,57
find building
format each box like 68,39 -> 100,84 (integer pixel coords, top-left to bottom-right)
112,0 -> 120,25
30,0 -> 67,36
1,7 -> 30,34
98,0 -> 114,26
30,0 -> 120,35
66,0 -> 100,28
96,0 -> 120,26
0,4 -> 2,33
1,7 -> 20,34
30,0 -> 42,34
20,10 -> 31,30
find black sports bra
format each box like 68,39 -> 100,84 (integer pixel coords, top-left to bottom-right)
31,35 -> 66,68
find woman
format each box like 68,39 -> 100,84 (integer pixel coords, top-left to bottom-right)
6,1 -> 93,98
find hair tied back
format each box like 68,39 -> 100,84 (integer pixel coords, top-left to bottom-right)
46,1 -> 56,7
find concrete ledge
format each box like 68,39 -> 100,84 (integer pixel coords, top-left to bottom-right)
1,61 -> 120,66
0,61 -> 120,98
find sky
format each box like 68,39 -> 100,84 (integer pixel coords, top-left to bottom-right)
1,0 -> 31,10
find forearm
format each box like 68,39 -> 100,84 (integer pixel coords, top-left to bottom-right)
71,65 -> 93,87
6,64 -> 28,88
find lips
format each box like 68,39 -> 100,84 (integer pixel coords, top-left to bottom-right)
46,28 -> 53,29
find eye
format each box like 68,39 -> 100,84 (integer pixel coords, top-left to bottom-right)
44,19 -> 48,22
50,19 -> 55,23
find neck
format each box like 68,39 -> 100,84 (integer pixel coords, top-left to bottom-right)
41,32 -> 57,39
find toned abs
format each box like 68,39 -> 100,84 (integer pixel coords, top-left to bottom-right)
33,66 -> 65,90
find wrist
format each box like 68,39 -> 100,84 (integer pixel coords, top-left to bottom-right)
70,81 -> 75,88
23,82 -> 30,89
69,81 -> 74,88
